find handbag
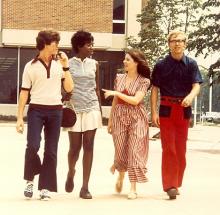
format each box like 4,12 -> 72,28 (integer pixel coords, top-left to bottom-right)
61,101 -> 77,128
60,82 -> 76,127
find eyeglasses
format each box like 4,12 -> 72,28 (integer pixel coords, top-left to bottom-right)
169,39 -> 185,44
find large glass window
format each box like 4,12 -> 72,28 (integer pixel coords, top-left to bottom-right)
113,0 -> 125,20
113,0 -> 125,34
19,48 -> 37,104
0,48 -> 18,104
20,48 -> 37,87
93,50 -> 124,105
0,47 -> 124,106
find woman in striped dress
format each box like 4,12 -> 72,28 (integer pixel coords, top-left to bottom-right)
103,49 -> 151,200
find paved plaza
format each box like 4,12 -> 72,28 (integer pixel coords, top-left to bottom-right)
0,123 -> 220,215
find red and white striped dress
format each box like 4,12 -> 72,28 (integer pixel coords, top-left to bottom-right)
111,73 -> 150,183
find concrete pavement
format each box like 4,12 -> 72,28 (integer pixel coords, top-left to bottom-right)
0,123 -> 220,215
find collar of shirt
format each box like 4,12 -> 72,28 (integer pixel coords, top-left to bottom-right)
73,56 -> 89,63
168,53 -> 187,65
31,54 -> 56,64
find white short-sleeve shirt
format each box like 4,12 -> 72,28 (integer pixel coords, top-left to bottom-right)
21,58 -> 64,105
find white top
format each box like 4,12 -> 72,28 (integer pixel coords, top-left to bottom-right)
21,59 -> 64,105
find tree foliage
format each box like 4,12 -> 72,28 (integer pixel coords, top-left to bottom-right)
127,0 -> 202,68
188,0 -> 220,83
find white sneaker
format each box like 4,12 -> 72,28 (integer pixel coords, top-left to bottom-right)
39,189 -> 51,201
24,181 -> 33,199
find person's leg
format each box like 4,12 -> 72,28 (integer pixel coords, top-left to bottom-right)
24,108 -> 44,181
127,118 -> 149,199
38,109 -> 62,193
115,171 -> 125,193
24,108 -> 44,198
79,129 -> 96,199
160,103 -> 187,200
65,131 -> 83,192
160,117 -> 178,191
111,119 -> 129,194
175,118 -> 189,188
111,121 -> 129,172
130,182 -> 136,193
127,182 -> 137,199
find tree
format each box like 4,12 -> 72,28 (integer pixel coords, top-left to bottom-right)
197,65 -> 220,112
188,0 -> 220,83
127,0 -> 202,68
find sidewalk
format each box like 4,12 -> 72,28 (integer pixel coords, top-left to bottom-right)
0,123 -> 220,215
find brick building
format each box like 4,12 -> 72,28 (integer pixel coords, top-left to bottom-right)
0,0 -> 144,117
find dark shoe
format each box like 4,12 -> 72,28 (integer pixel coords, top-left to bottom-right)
79,188 -> 92,199
167,188 -> 177,200
65,176 -> 74,193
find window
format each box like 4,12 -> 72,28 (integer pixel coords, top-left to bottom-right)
113,0 -> 125,20
113,0 -> 125,34
113,22 -> 125,34
93,50 -> 124,105
0,48 -> 18,104
20,48 -> 37,86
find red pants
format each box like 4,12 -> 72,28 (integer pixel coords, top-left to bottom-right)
159,97 -> 190,191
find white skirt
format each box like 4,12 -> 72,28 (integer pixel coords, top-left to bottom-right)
64,110 -> 102,132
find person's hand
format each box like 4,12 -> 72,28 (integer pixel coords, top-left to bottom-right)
102,89 -> 117,99
107,121 -> 113,134
16,119 -> 24,134
181,95 -> 193,107
152,112 -> 160,128
57,51 -> 69,68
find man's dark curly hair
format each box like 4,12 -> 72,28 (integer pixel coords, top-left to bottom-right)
36,29 -> 60,51
71,30 -> 94,53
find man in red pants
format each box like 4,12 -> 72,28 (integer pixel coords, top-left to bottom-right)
151,30 -> 203,200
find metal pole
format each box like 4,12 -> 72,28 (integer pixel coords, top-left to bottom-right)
209,53 -> 213,113
209,75 -> 212,112
17,47 -> 20,104
194,96 -> 197,126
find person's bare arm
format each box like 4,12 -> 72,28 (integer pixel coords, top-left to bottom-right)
181,83 -> 200,107
151,86 -> 160,127
16,90 -> 29,133
95,61 -> 102,114
102,89 -> 145,106
59,51 -> 74,93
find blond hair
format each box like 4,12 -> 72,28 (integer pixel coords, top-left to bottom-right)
167,30 -> 187,42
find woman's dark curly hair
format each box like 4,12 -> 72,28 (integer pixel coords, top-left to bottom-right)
126,49 -> 151,80
71,30 -> 94,53
36,29 -> 60,51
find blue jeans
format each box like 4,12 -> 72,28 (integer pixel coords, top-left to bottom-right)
24,107 -> 62,192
